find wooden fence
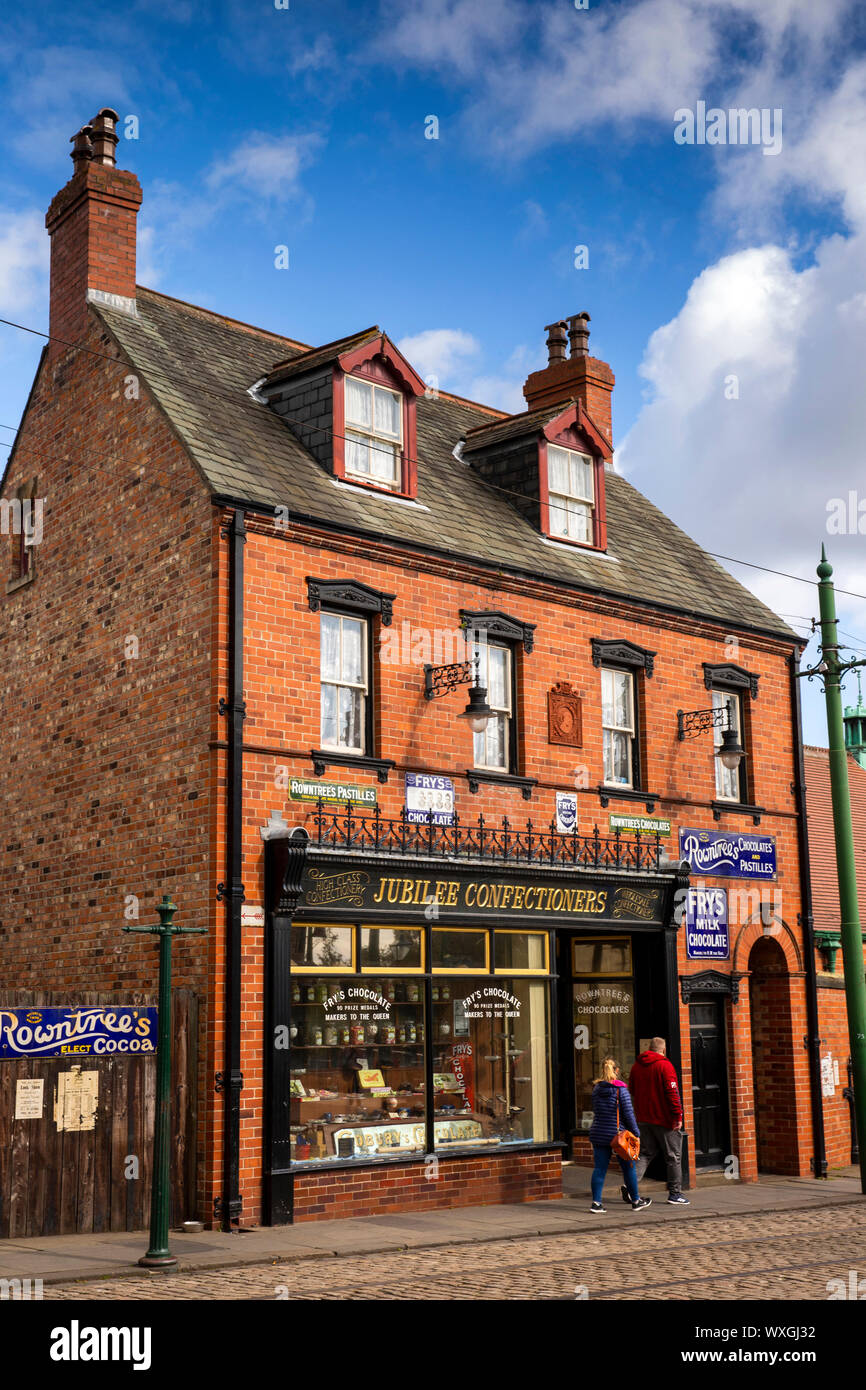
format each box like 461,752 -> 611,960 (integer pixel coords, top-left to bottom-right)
0,989 -> 198,1237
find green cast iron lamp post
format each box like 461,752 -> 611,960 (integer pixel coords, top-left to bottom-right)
123,895 -> 207,1268
807,550 -> 866,1192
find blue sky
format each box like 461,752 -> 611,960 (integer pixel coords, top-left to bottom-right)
3,0 -> 866,741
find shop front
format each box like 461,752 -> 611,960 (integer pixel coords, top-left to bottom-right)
263,818 -> 686,1223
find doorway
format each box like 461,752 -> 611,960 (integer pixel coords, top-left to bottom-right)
688,998 -> 730,1169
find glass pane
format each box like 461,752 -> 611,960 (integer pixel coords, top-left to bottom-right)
373,386 -> 401,438
573,977 -> 635,1133
548,498 -> 568,537
565,499 -> 592,542
611,730 -> 631,784
433,977 -> 550,1148
290,974 -> 426,1164
320,613 -> 340,680
484,713 -> 508,769
613,670 -> 631,727
570,453 -> 594,501
487,645 -> 509,708
345,377 -> 372,428
548,446 -> 570,493
345,432 -> 370,475
495,932 -> 547,972
601,668 -> 615,726
572,939 -> 632,975
369,437 -> 398,483
339,685 -> 363,750
432,930 -> 488,971
361,928 -> 423,970
340,618 -> 364,685
291,925 -> 353,968
320,683 -> 338,746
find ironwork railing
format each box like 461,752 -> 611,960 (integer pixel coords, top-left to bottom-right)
309,801 -> 662,873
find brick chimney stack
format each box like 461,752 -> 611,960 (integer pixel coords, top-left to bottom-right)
523,312 -> 615,443
45,108 -> 142,360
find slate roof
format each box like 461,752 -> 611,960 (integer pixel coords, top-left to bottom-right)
804,746 -> 866,931
265,325 -> 380,382
92,287 -> 798,641
463,401 -> 570,451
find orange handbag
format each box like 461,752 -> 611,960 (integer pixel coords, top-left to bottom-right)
610,1089 -> 640,1161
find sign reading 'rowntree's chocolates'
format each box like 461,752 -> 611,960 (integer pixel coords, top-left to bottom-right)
299,864 -> 665,925
679,828 -> 777,881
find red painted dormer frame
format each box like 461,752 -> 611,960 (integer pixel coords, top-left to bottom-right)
538,401 -> 611,551
333,334 -> 426,499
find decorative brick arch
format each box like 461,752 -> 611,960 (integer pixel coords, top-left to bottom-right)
732,915 -> 802,973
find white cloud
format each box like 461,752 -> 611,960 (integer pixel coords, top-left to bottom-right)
378,0 -> 525,79
206,132 -> 323,202
0,210 -> 49,316
397,328 -> 480,382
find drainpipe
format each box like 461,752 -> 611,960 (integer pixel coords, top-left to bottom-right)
789,649 -> 828,1178
219,507 -> 246,1227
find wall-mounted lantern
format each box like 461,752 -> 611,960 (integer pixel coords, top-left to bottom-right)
424,652 -> 495,733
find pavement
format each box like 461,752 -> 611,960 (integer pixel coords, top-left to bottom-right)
2,1164 -> 862,1289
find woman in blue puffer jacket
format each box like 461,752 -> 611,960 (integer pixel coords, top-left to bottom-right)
588,1056 -> 651,1213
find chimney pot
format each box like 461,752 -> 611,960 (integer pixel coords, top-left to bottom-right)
70,125 -> 94,168
568,311 -> 590,358
544,320 -> 568,366
90,107 -> 120,166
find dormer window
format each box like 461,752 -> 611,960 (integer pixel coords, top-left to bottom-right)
345,376 -> 403,490
547,445 -> 594,544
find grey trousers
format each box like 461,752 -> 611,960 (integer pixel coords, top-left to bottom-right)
633,1123 -> 683,1193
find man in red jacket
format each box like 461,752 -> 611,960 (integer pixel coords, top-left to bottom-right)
626,1037 -> 690,1206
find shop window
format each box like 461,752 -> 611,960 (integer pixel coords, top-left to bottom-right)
290,923 -> 354,971
712,688 -> 746,802
361,926 -> 423,971
432,977 -> 551,1149
290,974 -> 426,1164
572,937 -> 632,976
432,928 -> 489,972
320,610 -> 370,753
494,930 -> 549,973
601,666 -> 639,789
572,936 -> 635,1135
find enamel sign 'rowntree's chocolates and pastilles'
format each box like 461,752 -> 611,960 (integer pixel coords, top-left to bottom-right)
678,828 -> 777,881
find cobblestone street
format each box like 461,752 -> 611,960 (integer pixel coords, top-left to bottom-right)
41,1200 -> 866,1301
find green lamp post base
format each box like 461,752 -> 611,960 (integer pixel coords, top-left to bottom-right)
138,1252 -> 178,1270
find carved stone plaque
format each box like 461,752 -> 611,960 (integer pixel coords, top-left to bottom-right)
548,682 -> 583,747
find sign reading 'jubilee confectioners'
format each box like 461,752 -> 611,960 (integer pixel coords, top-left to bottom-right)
299,864 -> 665,925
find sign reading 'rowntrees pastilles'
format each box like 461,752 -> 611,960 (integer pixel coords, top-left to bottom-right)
0,1006 -> 158,1059
679,828 -> 777,881
288,777 -> 377,807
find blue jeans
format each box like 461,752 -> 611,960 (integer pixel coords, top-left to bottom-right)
591,1143 -> 639,1204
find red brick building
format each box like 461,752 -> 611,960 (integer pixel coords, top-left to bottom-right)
804,714 -> 866,1170
0,112 -> 829,1232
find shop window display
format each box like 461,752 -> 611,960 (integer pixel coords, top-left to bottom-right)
572,937 -> 636,1133
432,977 -> 550,1149
290,974 -> 426,1163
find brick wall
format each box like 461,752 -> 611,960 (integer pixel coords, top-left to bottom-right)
220,517 -> 810,1221
817,974 -> 856,1167
0,308 -> 216,1215
292,1148 -> 562,1222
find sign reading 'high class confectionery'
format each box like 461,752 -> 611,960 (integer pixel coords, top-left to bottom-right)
300,864 -> 665,925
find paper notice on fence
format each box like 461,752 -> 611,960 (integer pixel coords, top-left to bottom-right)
54,1067 -> 98,1132
15,1078 -> 44,1119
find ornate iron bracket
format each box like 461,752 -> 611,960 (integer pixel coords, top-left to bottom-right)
218,696 -> 246,718
213,1194 -> 243,1220
216,880 -> 246,903
214,1070 -> 244,1094
424,660 -> 473,700
677,706 -> 730,740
